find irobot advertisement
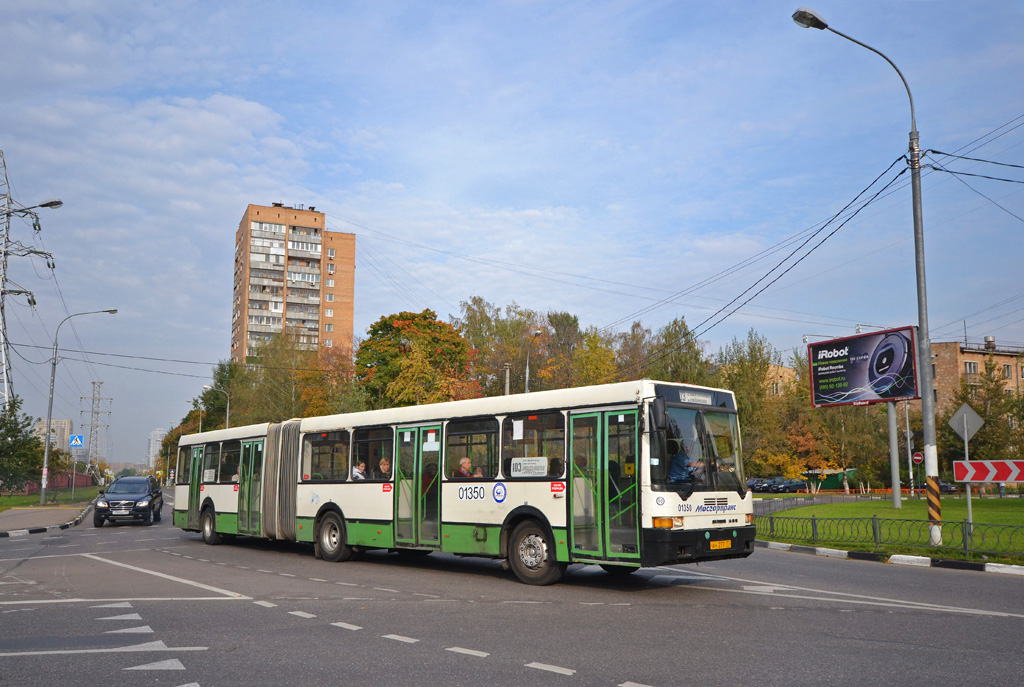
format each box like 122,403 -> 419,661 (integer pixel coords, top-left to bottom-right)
808,327 -> 919,408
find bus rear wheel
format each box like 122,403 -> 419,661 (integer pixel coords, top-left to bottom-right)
201,508 -> 222,545
315,512 -> 353,563
508,520 -> 566,586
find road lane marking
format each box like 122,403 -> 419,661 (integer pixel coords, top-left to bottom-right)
124,658 -> 185,671
81,553 -> 250,599
526,662 -> 575,675
0,639 -> 207,657
106,625 -> 153,634
383,634 -> 418,643
289,611 -> 316,618
331,622 -> 362,631
98,613 -> 142,620
447,647 -> 489,657
254,600 -> 277,608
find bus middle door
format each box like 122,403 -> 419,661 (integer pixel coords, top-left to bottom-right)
237,440 -> 263,536
395,425 -> 441,549
187,446 -> 204,530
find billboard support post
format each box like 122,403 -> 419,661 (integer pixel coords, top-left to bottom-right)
888,402 -> 901,508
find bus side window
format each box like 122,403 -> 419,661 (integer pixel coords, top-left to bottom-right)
445,417 -> 498,480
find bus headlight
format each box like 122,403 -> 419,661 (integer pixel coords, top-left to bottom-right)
746,514 -> 754,525
653,517 -> 685,529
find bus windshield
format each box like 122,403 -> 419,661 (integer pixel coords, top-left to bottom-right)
651,407 -> 744,494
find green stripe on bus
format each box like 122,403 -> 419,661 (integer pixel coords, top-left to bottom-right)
441,523 -> 502,556
215,512 -> 238,535
296,517 -> 315,542
347,520 -> 394,548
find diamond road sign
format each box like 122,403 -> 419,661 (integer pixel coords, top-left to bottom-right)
948,403 -> 984,442
70,434 -> 84,447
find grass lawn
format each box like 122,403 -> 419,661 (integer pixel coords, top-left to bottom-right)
0,486 -> 100,512
779,496 -> 1024,527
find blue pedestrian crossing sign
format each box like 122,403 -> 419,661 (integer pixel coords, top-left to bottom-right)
70,435 -> 84,447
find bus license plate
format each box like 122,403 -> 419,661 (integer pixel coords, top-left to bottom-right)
112,509 -> 130,515
709,540 -> 731,550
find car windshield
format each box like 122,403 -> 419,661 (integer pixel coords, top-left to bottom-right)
106,481 -> 145,494
651,407 -> 744,495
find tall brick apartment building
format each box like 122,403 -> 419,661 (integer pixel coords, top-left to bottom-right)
230,203 -> 355,362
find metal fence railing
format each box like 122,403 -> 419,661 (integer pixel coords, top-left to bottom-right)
755,512 -> 1024,557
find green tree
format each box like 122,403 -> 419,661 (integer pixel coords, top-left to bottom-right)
614,321 -> 653,381
645,317 -> 712,386
0,397 -> 44,494
571,328 -> 618,386
451,297 -> 542,396
715,329 -> 781,459
938,356 -> 1013,469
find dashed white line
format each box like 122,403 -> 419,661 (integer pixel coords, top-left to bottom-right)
374,587 -> 399,593
288,611 -> 316,619
331,622 -> 362,631
526,662 -> 575,676
309,578 -> 328,582
335,581 -> 357,587
279,573 -> 296,577
446,647 -> 489,658
253,601 -> 277,608
382,634 -> 418,643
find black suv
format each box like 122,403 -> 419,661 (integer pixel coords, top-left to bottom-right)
94,476 -> 163,527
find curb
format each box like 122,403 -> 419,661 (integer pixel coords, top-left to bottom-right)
0,504 -> 92,539
755,539 -> 1023,575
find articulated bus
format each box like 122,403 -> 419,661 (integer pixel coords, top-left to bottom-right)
174,379 -> 755,585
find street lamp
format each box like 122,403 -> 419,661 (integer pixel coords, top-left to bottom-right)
793,8 -> 940,542
524,329 -> 542,393
40,308 -> 117,504
203,385 -> 230,429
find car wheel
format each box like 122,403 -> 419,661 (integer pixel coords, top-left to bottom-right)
508,520 -> 566,586
201,508 -> 222,545
315,512 -> 352,562
93,514 -> 104,527
143,508 -> 153,526
154,504 -> 162,522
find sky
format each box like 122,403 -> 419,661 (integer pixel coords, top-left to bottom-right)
2,0 -> 1022,465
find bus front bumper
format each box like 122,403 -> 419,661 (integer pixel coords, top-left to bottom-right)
641,524 -> 756,567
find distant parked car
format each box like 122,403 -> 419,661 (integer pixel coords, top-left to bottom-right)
772,478 -> 808,494
937,479 -> 960,494
754,476 -> 784,493
746,477 -> 758,490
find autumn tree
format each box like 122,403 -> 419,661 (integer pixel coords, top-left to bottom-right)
356,309 -> 478,408
571,328 -> 619,386
714,329 -> 782,459
295,345 -> 367,416
938,355 -> 1013,468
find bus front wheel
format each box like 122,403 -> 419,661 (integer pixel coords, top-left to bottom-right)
315,512 -> 353,563
201,508 -> 222,545
508,520 -> 566,586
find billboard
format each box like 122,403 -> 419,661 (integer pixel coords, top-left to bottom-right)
808,326 -> 919,408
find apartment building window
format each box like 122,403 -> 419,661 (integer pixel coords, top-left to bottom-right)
1003,364 -> 1012,379
324,339 -> 333,348
325,309 -> 334,318
326,293 -> 334,302
327,263 -> 335,274
325,324 -> 334,333
326,278 -> 334,287
964,361 -> 979,375
327,248 -> 335,259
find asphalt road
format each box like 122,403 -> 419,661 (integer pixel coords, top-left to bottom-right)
2,497 -> 1021,687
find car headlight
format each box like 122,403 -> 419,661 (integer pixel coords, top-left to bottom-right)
137,499 -> 150,508
96,500 -> 108,507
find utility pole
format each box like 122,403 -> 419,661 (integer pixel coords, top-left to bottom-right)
81,381 -> 112,477
0,150 -> 59,409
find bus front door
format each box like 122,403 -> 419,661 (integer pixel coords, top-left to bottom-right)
569,410 -> 640,563
237,441 -> 264,536
394,425 -> 442,549
187,446 -> 204,530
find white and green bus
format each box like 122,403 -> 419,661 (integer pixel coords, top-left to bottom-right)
174,379 -> 755,585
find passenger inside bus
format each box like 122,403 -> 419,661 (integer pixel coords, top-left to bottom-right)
374,458 -> 391,479
454,457 -> 474,479
352,461 -> 367,480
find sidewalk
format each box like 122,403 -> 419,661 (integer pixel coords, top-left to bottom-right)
0,504 -> 92,538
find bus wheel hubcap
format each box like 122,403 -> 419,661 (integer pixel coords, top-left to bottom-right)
519,534 -> 545,569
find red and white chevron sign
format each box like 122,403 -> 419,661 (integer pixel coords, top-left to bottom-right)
953,460 -> 1024,483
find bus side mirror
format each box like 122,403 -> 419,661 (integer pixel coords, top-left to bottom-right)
651,397 -> 667,432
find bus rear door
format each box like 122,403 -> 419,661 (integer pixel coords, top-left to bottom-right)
187,445 -> 204,530
569,410 -> 640,563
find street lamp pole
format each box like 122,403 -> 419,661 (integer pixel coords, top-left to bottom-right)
524,329 -> 542,393
203,385 -> 230,429
40,308 -> 117,504
793,8 -> 940,542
